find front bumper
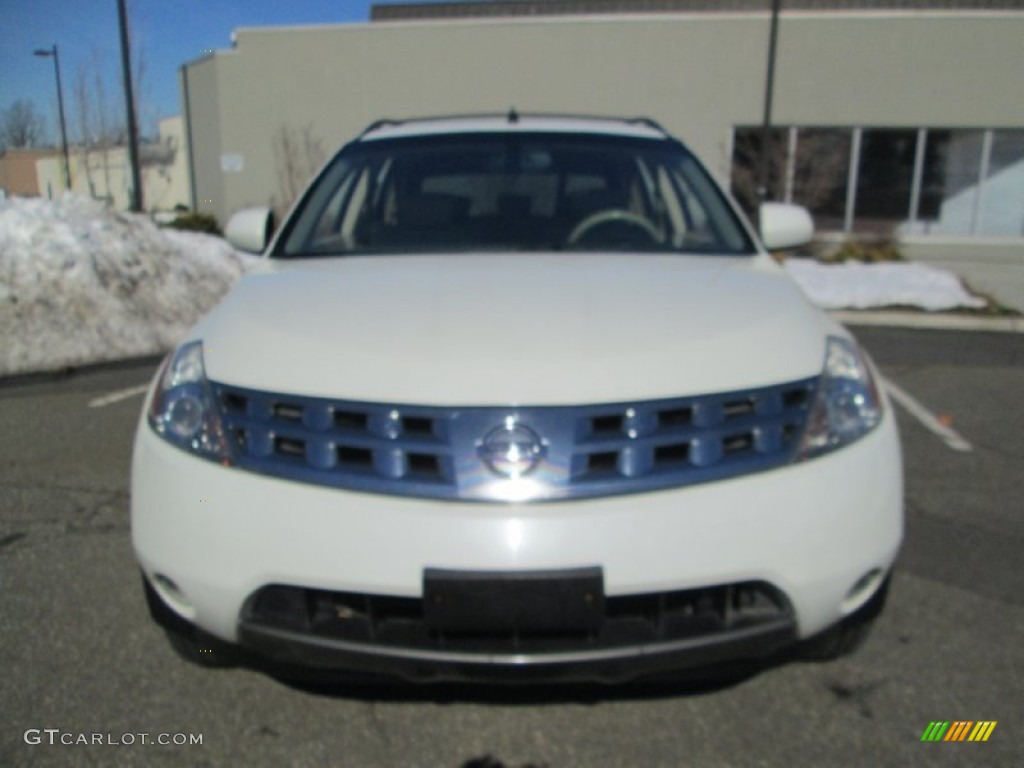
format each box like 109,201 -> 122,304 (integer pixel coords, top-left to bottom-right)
132,408 -> 901,680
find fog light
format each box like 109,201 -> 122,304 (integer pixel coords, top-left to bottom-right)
151,572 -> 197,620
841,568 -> 883,615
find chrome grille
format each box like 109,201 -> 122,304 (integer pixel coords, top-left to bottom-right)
213,377 -> 817,501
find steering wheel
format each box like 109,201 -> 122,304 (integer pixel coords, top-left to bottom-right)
567,208 -> 662,247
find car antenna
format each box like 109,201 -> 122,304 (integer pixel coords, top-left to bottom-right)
507,107 -> 519,124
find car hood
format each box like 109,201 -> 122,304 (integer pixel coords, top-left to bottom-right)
194,253 -> 831,406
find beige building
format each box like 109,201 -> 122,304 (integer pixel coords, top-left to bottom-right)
180,3 -> 1024,258
0,148 -> 61,197
35,116 -> 191,212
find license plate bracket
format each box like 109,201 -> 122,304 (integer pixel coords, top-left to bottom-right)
423,567 -> 605,634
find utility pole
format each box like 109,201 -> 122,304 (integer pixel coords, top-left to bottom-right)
33,45 -> 71,191
118,0 -> 143,211
759,0 -> 782,202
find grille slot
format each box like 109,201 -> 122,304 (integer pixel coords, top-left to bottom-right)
335,409 -> 369,432
213,376 -> 817,501
723,397 -> 756,419
402,416 -> 434,437
587,451 -> 619,474
222,391 -> 248,413
592,414 -> 624,435
273,402 -> 304,422
337,446 -> 373,467
784,389 -> 810,408
658,406 -> 692,428
723,432 -> 754,454
274,436 -> 306,458
407,452 -> 442,478
654,442 -> 690,465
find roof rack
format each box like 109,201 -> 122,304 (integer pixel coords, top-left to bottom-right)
359,112 -> 669,137
626,116 -> 667,133
359,118 -> 404,136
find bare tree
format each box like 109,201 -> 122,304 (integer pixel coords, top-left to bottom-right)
271,124 -> 325,219
132,20 -> 150,139
70,52 -> 121,202
790,130 -> 850,215
92,50 -> 117,201
67,28 -> 156,207
0,99 -> 47,150
731,128 -> 849,220
73,64 -> 97,195
731,129 -> 786,215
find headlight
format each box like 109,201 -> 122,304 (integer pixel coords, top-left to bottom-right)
148,340 -> 232,463
798,336 -> 883,460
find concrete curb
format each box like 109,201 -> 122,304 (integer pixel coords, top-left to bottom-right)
830,310 -> 1024,333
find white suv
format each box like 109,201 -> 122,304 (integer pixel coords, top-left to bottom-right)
132,114 -> 902,682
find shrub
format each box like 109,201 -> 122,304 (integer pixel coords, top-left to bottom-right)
822,239 -> 904,263
167,212 -> 221,236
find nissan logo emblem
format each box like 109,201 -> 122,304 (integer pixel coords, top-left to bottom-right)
479,419 -> 544,478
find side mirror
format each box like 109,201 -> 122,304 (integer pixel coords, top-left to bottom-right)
759,202 -> 814,251
225,206 -> 275,253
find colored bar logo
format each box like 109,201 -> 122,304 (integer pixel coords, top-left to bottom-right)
921,721 -> 997,742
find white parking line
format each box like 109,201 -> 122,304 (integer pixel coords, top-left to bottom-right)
88,384 -> 150,409
881,376 -> 973,453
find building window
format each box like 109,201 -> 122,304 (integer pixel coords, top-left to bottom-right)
852,129 -> 917,235
731,125 -> 1024,239
915,129 -> 985,236
980,129 -> 1024,237
728,127 -> 787,218
792,128 -> 849,233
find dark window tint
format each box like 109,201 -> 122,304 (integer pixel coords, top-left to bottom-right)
278,133 -> 754,257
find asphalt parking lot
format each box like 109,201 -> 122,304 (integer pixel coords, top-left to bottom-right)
1,326 -> 1021,768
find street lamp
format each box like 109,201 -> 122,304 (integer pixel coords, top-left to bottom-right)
759,0 -> 782,202
33,44 -> 72,192
118,0 -> 143,212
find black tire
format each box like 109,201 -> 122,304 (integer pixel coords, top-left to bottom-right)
142,575 -> 239,668
800,575 -> 890,662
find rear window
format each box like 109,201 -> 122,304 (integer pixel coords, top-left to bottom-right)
277,133 -> 755,257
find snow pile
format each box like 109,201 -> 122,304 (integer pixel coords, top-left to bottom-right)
785,259 -> 986,312
0,194 -> 256,377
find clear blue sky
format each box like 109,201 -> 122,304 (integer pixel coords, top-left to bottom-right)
0,0 -> 422,142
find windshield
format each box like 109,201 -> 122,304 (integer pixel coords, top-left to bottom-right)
277,133 -> 755,257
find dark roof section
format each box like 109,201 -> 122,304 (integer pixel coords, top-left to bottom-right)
371,0 -> 1024,22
